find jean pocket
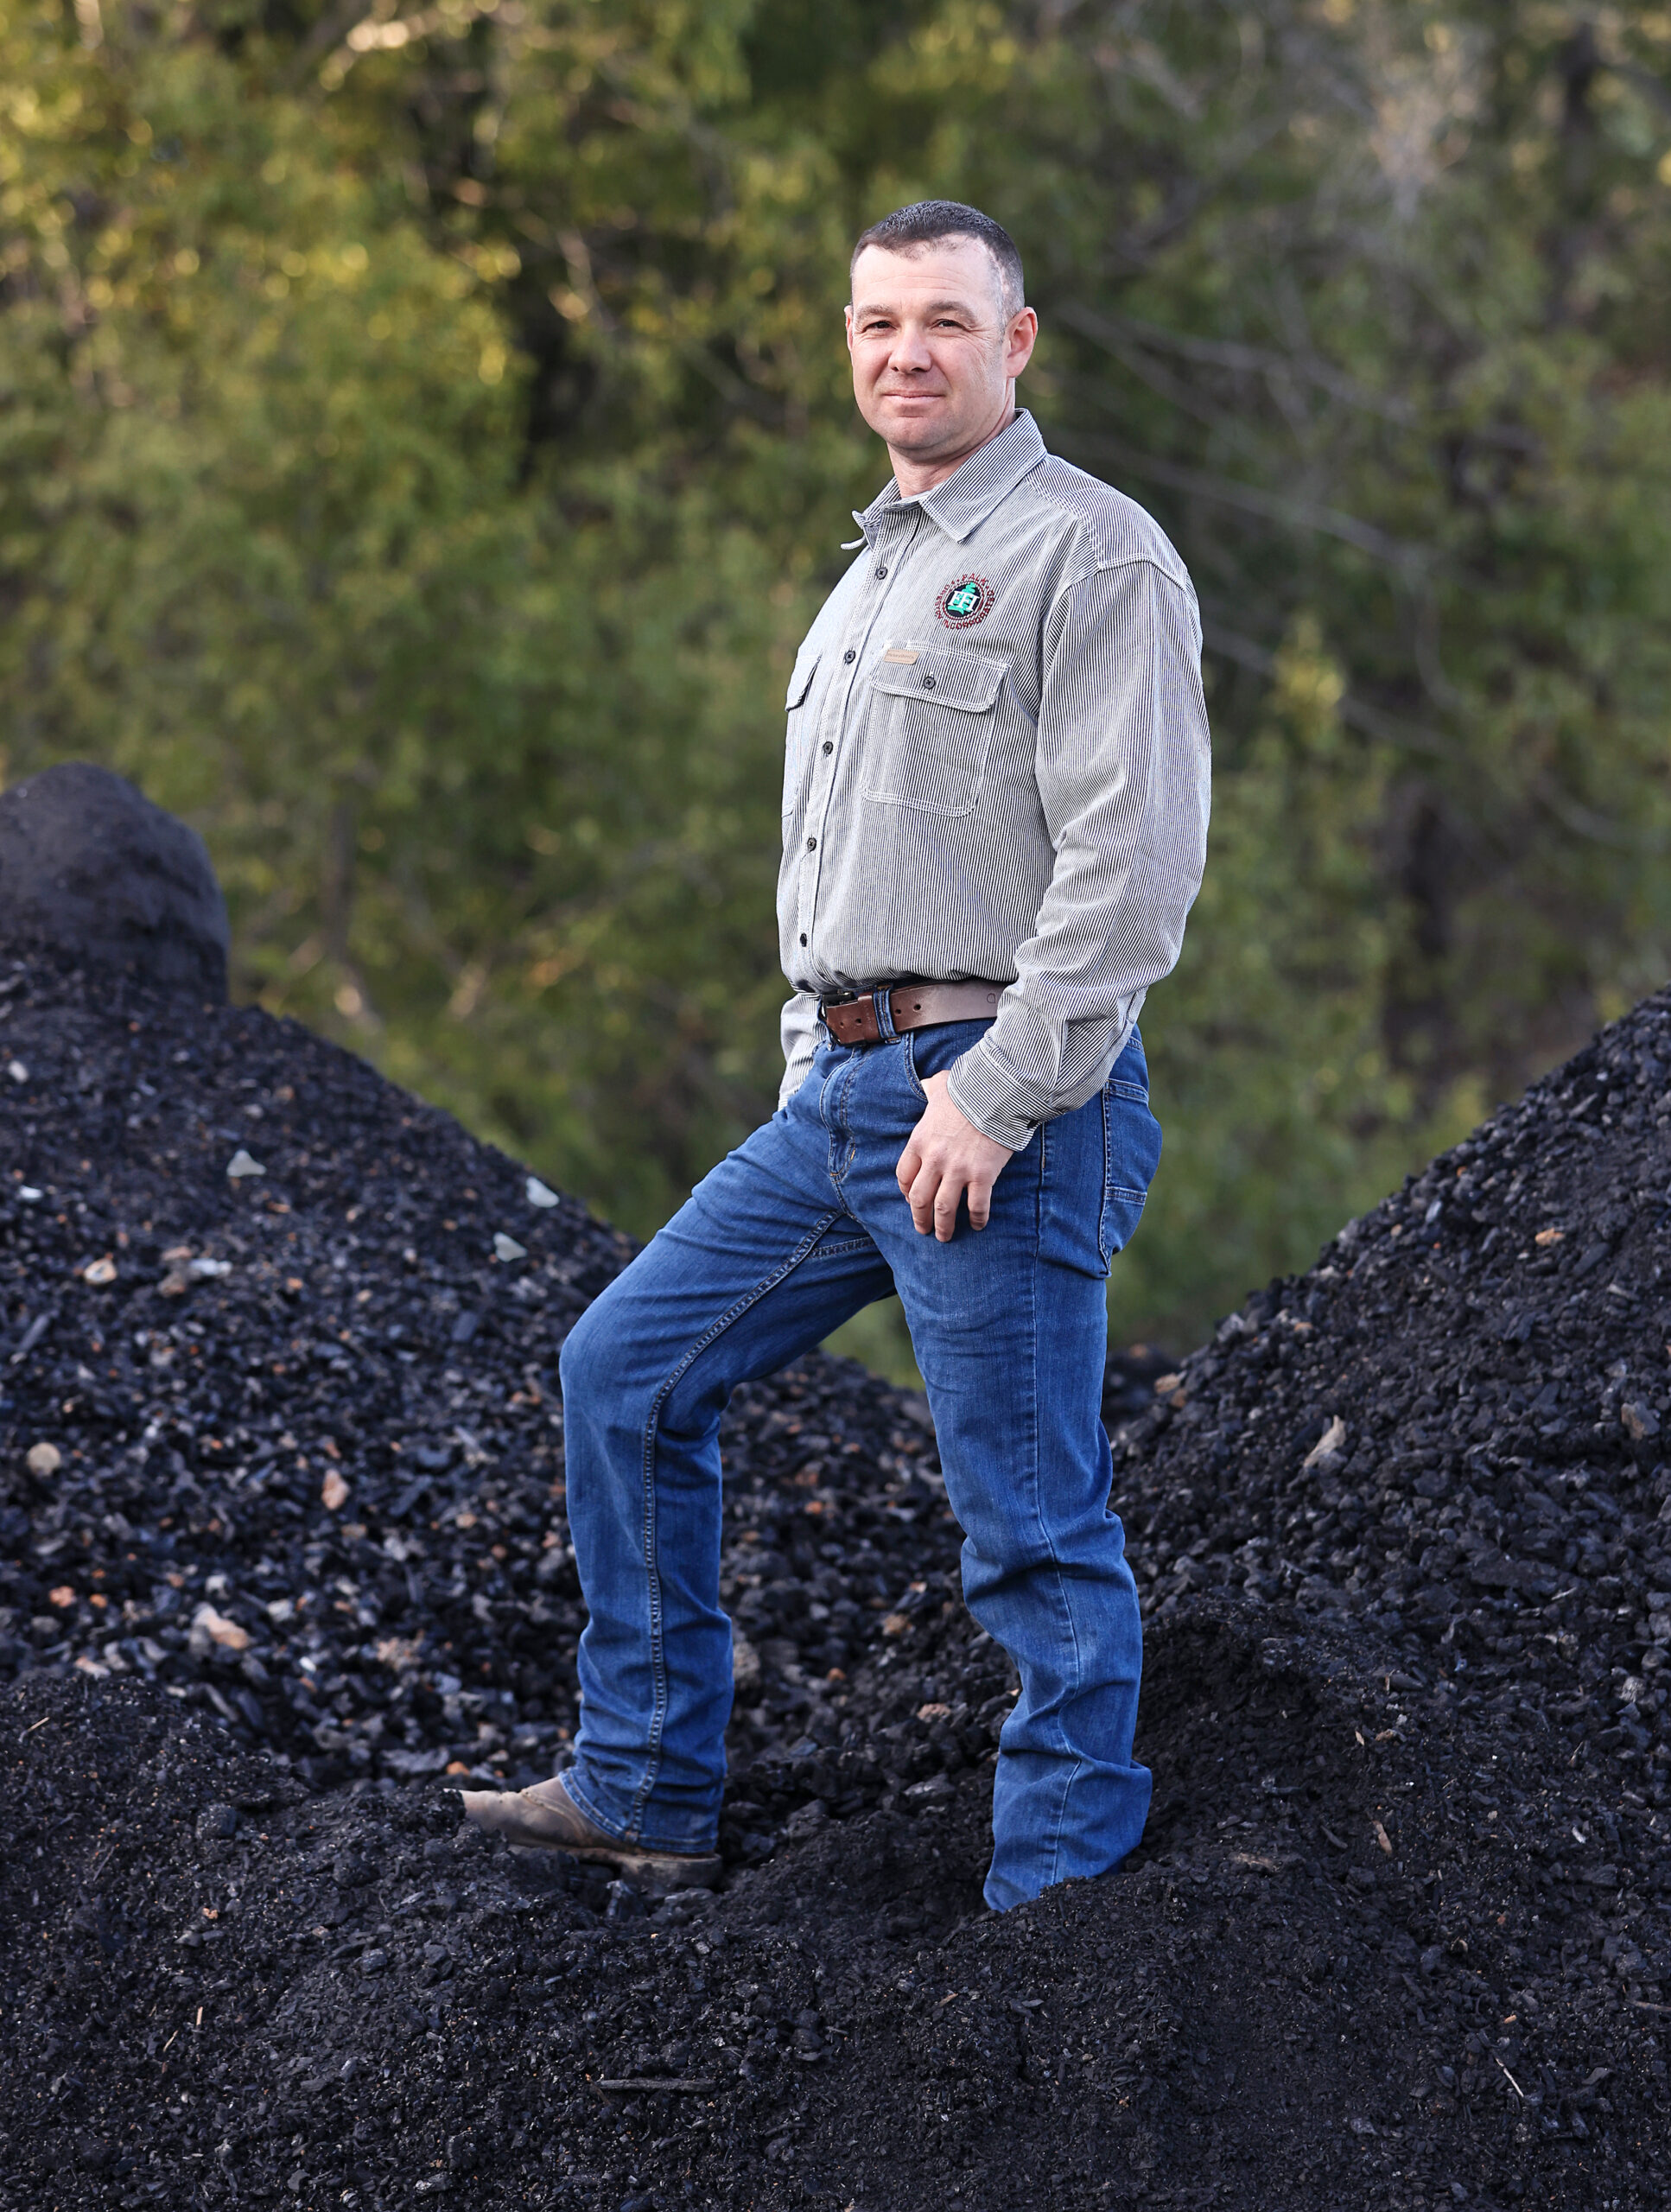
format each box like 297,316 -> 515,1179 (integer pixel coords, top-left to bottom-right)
902,1027 -> 927,1103
1097,1080 -> 1162,1271
902,1017 -> 995,1103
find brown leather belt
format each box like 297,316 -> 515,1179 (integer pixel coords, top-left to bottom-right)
820,980 -> 1005,1047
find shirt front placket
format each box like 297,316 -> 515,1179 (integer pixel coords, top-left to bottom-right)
794,505 -> 924,960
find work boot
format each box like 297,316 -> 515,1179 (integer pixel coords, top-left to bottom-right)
456,1772 -> 722,1894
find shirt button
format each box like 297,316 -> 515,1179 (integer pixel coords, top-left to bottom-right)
874,565 -> 887,579
799,931 -> 808,946
822,741 -> 833,755
806,836 -> 817,851
922,675 -> 936,690
842,649 -> 855,664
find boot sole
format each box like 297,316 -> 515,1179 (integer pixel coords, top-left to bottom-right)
511,1838 -> 724,1895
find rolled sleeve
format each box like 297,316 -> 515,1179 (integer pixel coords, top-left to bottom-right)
946,561 -> 1210,1151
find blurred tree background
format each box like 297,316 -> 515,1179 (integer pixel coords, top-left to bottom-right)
3,0 -> 1670,1376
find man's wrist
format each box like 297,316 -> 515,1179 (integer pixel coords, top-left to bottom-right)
946,1054 -> 1038,1154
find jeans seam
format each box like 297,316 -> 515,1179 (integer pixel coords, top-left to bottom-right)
624,1206 -> 846,1840
1097,1087 -> 1114,1270
829,1052 -> 861,1202
1030,1131 -> 1088,1893
818,1051 -> 848,1191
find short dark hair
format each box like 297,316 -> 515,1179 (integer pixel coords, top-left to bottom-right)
850,200 -> 1025,319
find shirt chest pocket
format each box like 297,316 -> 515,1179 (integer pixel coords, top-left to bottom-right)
781,651 -> 821,818
861,650 -> 1009,818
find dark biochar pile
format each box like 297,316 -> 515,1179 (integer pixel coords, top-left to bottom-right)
3,950 -> 1671,2212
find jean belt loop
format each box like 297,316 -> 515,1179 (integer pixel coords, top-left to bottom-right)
871,985 -> 897,1041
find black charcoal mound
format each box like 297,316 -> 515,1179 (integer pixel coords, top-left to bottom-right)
0,762 -> 229,1000
3,947 -> 1670,2211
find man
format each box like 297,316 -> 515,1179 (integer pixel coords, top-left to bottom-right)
463,200 -> 1210,1910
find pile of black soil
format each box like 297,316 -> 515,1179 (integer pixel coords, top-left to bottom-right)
3,950 -> 1668,2210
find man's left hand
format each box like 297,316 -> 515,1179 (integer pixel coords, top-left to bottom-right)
896,1071 -> 1014,1241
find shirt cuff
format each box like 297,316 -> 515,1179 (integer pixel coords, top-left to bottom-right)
946,1045 -> 1044,1154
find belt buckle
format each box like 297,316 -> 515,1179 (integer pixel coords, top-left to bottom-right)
818,988 -> 880,1047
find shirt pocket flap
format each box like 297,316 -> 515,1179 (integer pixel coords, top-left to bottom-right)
785,652 -> 821,711
870,650 -> 1009,713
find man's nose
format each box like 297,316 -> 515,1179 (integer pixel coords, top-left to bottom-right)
886,325 -> 935,371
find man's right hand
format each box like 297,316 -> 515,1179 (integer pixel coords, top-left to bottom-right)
895,1071 -> 1014,1241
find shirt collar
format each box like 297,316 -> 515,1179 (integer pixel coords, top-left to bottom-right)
851,409 -> 1049,548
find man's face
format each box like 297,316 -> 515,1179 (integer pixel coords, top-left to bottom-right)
846,238 -> 1037,473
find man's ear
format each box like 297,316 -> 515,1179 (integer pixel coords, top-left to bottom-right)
1005,307 -> 1039,379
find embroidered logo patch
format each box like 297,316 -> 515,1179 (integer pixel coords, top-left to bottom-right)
935,574 -> 995,630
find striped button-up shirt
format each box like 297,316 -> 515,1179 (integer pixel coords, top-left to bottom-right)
778,408 -> 1211,1154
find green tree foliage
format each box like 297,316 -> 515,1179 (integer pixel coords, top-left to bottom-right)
3,0 -> 1669,1359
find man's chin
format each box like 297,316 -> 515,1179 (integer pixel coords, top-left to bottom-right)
875,409 -> 961,454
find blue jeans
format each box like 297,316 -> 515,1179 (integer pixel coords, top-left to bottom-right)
557,1014 -> 1162,1910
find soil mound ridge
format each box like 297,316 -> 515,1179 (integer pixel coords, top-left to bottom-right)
3,953 -> 1669,2209
0,764 -> 230,1000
